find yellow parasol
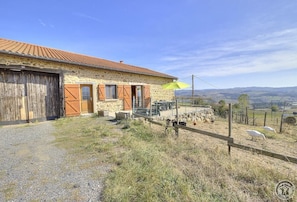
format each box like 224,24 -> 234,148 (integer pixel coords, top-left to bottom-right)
162,81 -> 190,90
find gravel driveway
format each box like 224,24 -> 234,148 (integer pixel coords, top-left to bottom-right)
0,121 -> 108,201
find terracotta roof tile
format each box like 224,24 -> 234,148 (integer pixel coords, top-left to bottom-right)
0,38 -> 176,79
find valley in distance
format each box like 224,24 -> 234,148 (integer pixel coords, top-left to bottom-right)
176,86 -> 297,110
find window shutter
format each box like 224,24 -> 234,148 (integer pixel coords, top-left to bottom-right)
123,85 -> 132,110
143,85 -> 151,108
117,85 -> 124,99
98,84 -> 105,101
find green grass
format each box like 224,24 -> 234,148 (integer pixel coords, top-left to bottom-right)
53,116 -> 123,171
54,117 -> 117,152
52,116 -> 297,202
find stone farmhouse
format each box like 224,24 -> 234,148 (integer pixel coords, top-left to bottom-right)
0,38 -> 176,125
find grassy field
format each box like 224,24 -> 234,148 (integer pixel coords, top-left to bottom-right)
53,116 -> 297,202
230,108 -> 297,135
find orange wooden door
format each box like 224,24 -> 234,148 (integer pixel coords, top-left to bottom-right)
123,85 -> 132,110
64,84 -> 80,116
80,85 -> 93,113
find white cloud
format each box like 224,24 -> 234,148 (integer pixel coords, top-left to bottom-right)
38,19 -> 46,27
160,28 -> 297,78
38,19 -> 55,29
74,13 -> 103,23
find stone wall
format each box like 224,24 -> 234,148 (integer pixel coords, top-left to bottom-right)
0,54 -> 174,114
156,107 -> 215,124
177,108 -> 215,123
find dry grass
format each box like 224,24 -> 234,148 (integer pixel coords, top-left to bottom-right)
195,117 -> 297,158
103,118 -> 297,201
52,116 -> 297,201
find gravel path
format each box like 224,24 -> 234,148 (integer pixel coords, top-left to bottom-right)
0,121 -> 109,201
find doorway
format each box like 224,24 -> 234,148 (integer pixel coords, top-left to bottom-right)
132,85 -> 143,108
80,84 -> 93,113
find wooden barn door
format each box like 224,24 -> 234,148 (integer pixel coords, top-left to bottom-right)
64,84 -> 81,116
0,69 -> 60,124
26,72 -> 60,121
0,70 -> 25,123
123,85 -> 132,110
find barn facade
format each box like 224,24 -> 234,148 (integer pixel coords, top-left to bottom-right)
0,38 -> 176,125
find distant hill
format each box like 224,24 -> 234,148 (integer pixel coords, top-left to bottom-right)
176,86 -> 297,108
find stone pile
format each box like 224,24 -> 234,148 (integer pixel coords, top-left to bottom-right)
156,108 -> 215,123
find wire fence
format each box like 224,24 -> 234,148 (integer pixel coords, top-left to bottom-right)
176,96 -> 296,133
132,103 -> 297,165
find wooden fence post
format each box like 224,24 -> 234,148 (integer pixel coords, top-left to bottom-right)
264,112 -> 267,126
132,96 -> 135,119
175,99 -> 179,137
228,103 -> 232,155
253,111 -> 255,126
280,113 -> 284,133
149,97 -> 152,128
245,107 -> 249,125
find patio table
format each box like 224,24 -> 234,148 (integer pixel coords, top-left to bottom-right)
153,101 -> 175,111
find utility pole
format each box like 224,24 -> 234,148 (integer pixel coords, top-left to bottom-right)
192,74 -> 194,105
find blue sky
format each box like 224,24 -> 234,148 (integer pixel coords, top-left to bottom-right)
1,1 -> 297,89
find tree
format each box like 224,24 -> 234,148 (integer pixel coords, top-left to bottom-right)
212,99 -> 228,118
271,105 -> 278,112
193,97 -> 205,105
238,94 -> 250,112
218,100 -> 226,106
232,103 -> 240,110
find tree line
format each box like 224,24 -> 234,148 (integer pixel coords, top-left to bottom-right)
197,94 -> 280,118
